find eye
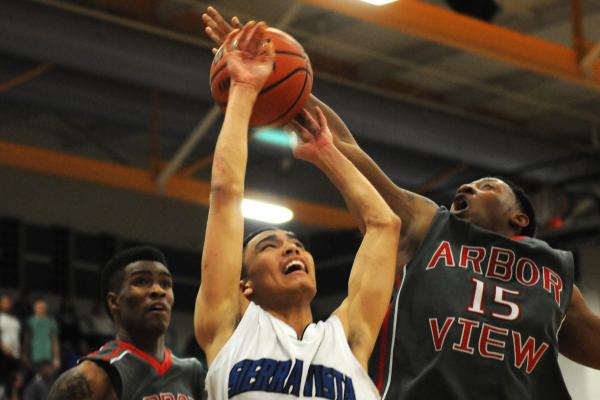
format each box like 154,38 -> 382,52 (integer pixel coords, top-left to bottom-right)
260,243 -> 276,251
481,183 -> 494,190
294,241 -> 304,248
132,278 -> 151,287
160,280 -> 173,289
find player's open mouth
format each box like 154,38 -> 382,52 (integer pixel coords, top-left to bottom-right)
452,195 -> 469,212
284,259 -> 307,275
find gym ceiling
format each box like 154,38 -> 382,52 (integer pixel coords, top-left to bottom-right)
1,0 -> 599,248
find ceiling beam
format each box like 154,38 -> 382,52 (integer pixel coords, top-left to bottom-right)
570,0 -> 586,61
156,106 -> 221,191
0,140 -> 355,230
302,0 -> 600,91
0,0 -> 581,171
0,63 -> 53,93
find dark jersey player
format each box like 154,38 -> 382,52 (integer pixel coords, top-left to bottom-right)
48,246 -> 205,400
202,8 -> 600,399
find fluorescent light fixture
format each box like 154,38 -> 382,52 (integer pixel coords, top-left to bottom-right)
254,128 -> 295,148
359,0 -> 397,5
242,198 -> 294,224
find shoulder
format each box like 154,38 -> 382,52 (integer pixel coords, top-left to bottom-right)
173,354 -> 205,371
48,361 -> 117,400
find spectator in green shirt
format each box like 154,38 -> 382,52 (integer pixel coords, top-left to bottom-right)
24,297 -> 60,373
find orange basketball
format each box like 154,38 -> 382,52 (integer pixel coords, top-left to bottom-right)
209,28 -> 313,128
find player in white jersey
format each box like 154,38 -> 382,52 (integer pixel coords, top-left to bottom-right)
194,21 -> 401,399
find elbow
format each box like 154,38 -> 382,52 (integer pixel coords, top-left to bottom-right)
365,212 -> 401,233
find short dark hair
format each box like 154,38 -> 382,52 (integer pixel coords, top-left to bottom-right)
101,245 -> 167,318
498,178 -> 537,237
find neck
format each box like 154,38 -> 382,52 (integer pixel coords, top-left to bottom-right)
262,302 -> 313,339
115,327 -> 165,361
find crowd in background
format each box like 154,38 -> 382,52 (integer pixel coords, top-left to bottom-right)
0,291 -> 195,400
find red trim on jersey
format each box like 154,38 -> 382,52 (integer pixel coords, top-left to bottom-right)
375,274 -> 402,392
115,340 -> 173,376
511,236 -> 528,241
376,304 -> 392,391
101,345 -> 125,361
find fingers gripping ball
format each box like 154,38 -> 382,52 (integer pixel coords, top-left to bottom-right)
210,28 -> 313,128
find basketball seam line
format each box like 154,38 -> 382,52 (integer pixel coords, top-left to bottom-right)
216,68 -> 311,124
261,67 -> 310,126
275,50 -> 306,59
209,63 -> 228,86
210,52 -> 305,85
259,67 -> 309,95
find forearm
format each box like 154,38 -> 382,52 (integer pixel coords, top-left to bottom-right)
210,84 -> 257,194
316,143 -> 397,228
197,84 -> 257,353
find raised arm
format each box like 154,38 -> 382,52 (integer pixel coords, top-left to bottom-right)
558,285 -> 600,369
292,108 -> 401,370
202,6 -> 437,257
306,95 -> 438,258
194,22 -> 274,365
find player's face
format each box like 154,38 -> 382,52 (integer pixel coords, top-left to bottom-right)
243,229 -> 317,303
450,178 -> 522,235
113,261 -> 174,337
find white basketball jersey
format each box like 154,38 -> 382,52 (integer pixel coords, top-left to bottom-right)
206,302 -> 380,399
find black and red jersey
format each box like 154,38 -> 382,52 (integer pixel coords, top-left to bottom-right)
82,340 -> 205,399
371,208 -> 574,399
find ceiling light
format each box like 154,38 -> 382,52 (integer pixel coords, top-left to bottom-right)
242,198 -> 294,224
359,0 -> 397,5
253,128 -> 295,148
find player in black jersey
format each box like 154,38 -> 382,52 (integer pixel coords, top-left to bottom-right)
203,8 -> 600,399
48,246 -> 204,400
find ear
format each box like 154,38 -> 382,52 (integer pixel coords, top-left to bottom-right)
106,292 -> 119,318
510,211 -> 529,234
239,279 -> 254,300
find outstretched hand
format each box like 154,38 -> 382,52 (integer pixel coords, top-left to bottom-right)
224,21 -> 274,92
291,107 -> 334,164
203,6 -> 243,54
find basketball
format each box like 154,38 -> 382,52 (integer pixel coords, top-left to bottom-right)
209,28 -> 313,128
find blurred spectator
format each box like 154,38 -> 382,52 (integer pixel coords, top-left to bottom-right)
22,362 -> 54,400
0,293 -> 21,399
80,300 -> 113,349
3,371 -> 24,400
11,289 -> 32,324
23,297 -> 60,373
56,297 -> 83,371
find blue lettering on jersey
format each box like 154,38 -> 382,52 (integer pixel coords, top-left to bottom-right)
228,358 -> 355,399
